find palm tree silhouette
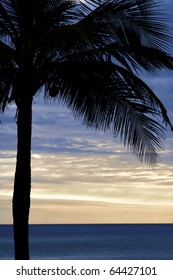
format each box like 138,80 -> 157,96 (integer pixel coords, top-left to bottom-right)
0,0 -> 173,260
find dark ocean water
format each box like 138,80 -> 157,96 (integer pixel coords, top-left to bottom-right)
1,224 -> 173,260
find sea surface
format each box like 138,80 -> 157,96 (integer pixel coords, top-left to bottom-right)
1,224 -> 173,260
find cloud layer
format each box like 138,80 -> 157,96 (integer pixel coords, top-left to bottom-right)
1,0 -> 173,224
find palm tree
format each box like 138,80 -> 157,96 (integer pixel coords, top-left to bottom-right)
0,0 -> 173,260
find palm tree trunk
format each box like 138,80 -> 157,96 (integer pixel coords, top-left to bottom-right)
12,95 -> 33,260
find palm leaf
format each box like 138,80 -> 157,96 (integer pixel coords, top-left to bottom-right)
44,59 -> 169,164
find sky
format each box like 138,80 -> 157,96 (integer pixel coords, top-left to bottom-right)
1,1 -> 173,224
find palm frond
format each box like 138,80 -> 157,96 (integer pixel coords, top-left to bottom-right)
0,0 -> 19,42
109,64 -> 173,129
75,0 -> 173,68
104,42 -> 173,73
44,59 -> 169,164
78,0 -> 172,50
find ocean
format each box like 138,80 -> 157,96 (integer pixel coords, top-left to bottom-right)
1,224 -> 173,260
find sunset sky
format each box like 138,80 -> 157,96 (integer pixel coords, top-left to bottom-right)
1,0 -> 173,224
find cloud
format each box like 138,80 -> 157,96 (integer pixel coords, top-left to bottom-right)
30,199 -> 173,224
1,0 -> 173,224
1,95 -> 173,222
